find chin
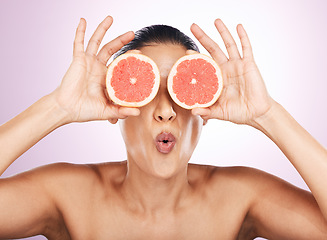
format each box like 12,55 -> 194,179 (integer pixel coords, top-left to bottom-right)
151,156 -> 186,179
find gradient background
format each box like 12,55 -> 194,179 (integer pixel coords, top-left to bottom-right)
0,0 -> 326,239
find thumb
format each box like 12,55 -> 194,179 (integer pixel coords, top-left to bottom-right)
102,105 -> 140,120
192,108 -> 211,118
118,107 -> 140,117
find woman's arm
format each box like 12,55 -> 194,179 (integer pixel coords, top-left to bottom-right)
0,16 -> 139,176
0,95 -> 67,175
255,100 -> 327,219
190,18 -> 327,237
0,16 -> 139,238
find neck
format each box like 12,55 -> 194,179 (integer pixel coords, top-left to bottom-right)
121,158 -> 192,215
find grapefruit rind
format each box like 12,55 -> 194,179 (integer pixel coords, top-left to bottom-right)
167,53 -> 223,109
106,53 -> 160,107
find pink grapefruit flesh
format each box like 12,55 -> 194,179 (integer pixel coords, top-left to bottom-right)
106,53 -> 160,107
167,53 -> 223,109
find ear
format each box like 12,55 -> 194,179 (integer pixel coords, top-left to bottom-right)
203,119 -> 208,126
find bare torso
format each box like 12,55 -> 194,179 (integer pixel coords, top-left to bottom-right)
43,162 -> 257,240
1,14 -> 327,240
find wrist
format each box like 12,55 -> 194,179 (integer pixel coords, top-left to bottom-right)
41,93 -> 72,127
251,100 -> 300,148
252,100 -> 284,135
0,93 -> 72,174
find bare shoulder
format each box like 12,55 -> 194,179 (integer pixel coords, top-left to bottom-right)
8,161 -> 127,212
0,162 -> 103,240
22,162 -> 102,186
188,164 -> 327,238
187,163 -> 300,194
187,163 -> 315,212
187,164 -> 309,239
30,161 -> 127,192
32,161 -> 127,214
188,163 -> 269,190
0,161 -> 127,239
186,164 -> 264,214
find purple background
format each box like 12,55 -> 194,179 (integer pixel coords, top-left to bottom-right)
0,0 -> 326,239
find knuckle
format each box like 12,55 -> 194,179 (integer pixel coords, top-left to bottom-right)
100,23 -> 110,32
225,41 -> 236,49
196,30 -> 208,43
106,47 -> 115,57
219,28 -> 228,35
207,45 -> 217,55
96,56 -> 107,65
90,38 -> 102,47
86,52 -> 96,59
73,40 -> 83,47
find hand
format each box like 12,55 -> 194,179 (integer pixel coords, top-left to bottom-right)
52,16 -> 140,124
190,19 -> 274,127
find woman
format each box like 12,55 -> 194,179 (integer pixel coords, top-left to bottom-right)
0,16 -> 326,239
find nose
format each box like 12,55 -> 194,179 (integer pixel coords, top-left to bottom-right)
153,90 -> 176,122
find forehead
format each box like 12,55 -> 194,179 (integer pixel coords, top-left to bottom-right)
139,44 -> 187,79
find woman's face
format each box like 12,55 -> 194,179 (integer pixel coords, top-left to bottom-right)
119,44 -> 204,178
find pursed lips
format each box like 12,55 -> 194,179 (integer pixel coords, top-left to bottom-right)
155,132 -> 176,154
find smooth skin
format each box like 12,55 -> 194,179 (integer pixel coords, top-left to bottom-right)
0,16 -> 327,239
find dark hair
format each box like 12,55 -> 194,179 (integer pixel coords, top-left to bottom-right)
114,25 -> 199,58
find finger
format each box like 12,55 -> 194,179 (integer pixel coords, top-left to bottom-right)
73,18 -> 86,57
192,106 -> 225,121
214,19 -> 241,60
103,105 -> 140,120
97,31 -> 135,65
192,108 -> 211,118
107,106 -> 140,124
85,16 -> 113,56
118,107 -> 140,117
236,24 -> 254,60
190,23 -> 227,65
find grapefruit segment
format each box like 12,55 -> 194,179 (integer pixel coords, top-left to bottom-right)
106,53 -> 160,107
167,53 -> 223,109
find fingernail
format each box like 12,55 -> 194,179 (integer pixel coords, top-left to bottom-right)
191,23 -> 199,28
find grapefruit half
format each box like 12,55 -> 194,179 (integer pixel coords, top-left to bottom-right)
167,53 -> 223,109
106,53 -> 160,107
